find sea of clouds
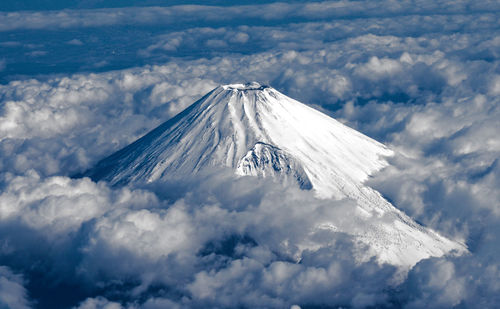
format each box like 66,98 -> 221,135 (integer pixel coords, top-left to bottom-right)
0,0 -> 499,308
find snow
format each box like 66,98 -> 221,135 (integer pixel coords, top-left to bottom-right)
86,82 -> 467,268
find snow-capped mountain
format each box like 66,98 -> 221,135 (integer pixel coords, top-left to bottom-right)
86,82 -> 466,267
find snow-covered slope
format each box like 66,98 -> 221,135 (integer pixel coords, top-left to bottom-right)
86,82 -> 466,267
88,82 -> 391,198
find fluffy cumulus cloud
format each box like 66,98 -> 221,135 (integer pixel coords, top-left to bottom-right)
0,169 -> 400,308
1,0 -> 500,308
0,266 -> 31,309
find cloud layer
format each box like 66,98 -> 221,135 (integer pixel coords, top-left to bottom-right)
1,0 -> 499,308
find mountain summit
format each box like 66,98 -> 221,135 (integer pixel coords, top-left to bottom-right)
88,82 -> 392,199
86,82 -> 466,267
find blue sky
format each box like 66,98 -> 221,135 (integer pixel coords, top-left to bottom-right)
0,1 -> 499,308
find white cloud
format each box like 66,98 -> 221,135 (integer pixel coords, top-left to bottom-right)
0,168 -> 400,308
67,39 -> 84,46
404,259 -> 467,308
1,1 -> 499,32
75,297 -> 123,309
0,266 -> 31,309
